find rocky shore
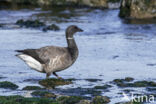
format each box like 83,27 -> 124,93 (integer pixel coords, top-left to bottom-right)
0,77 -> 155,104
119,0 -> 156,19
1,0 -> 156,19
1,0 -> 120,8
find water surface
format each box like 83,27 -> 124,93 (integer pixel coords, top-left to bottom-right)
0,6 -> 156,103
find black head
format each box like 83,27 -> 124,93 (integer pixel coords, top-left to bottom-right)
66,25 -> 83,38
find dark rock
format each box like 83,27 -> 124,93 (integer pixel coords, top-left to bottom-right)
16,19 -> 45,28
94,84 -> 112,90
92,96 -> 110,104
113,77 -> 134,85
2,0 -> 121,8
39,78 -> 72,89
108,0 -> 120,3
31,90 -> 56,98
22,86 -> 42,90
120,0 -> 156,19
42,24 -> 60,32
57,96 -> 83,104
146,87 -> 156,92
85,79 -> 102,82
124,77 -> 134,82
112,55 -> 119,59
76,100 -> 91,104
113,78 -> 156,88
0,95 -> 58,104
0,24 -> 3,27
0,81 -> 18,90
126,81 -> 156,87
123,89 -> 133,93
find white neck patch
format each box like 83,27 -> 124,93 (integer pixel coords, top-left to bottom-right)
67,37 -> 73,39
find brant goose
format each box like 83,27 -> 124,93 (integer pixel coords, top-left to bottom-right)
16,25 -> 83,79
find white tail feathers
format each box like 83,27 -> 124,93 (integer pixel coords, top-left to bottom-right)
16,54 -> 43,72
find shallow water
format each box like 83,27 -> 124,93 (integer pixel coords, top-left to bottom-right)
0,6 -> 156,103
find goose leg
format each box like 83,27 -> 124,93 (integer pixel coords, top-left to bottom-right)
46,72 -> 51,79
53,72 -> 62,79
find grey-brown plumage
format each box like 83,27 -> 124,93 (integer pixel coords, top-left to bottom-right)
16,25 -> 83,79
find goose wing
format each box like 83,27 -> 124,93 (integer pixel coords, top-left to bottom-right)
16,46 -> 69,64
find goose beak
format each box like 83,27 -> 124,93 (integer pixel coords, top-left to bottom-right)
78,28 -> 83,32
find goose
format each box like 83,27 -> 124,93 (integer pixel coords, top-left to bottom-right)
15,25 -> 83,79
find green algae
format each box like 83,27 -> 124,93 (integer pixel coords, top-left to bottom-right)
43,24 -> 60,32
16,19 -> 45,28
0,81 -> 18,90
31,90 -> 56,98
22,86 -> 42,90
94,84 -> 112,90
39,78 -> 72,89
92,96 -> 110,104
0,95 -> 58,104
113,77 -> 156,88
57,96 -> 83,104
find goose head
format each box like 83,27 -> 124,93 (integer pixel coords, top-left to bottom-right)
66,25 -> 83,38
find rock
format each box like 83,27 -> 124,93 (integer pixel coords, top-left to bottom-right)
76,100 -> 91,104
16,19 -> 60,31
31,90 -> 56,98
124,77 -> 134,82
113,78 -> 156,88
39,78 -> 72,89
0,81 -> 18,90
146,87 -> 156,92
0,95 -> 58,104
3,0 -> 121,8
42,24 -> 60,32
113,77 -> 134,84
109,0 -> 120,3
94,84 -> 112,90
0,24 -> 3,27
85,79 -> 102,82
16,19 -> 45,28
57,96 -> 83,104
130,81 -> 156,87
119,0 -> 156,19
22,86 -> 42,90
92,96 -> 110,104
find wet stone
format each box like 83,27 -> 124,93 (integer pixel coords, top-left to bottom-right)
0,95 -> 57,104
76,100 -> 91,104
123,89 -> 134,93
39,78 -> 72,89
146,87 -> 156,92
57,96 -> 83,104
92,96 -> 110,104
31,90 -> 56,98
124,77 -> 134,82
85,79 -> 102,82
113,78 -> 156,87
22,86 -> 42,90
0,81 -> 18,90
108,0 -> 120,3
42,24 -> 60,32
0,24 -> 3,27
113,77 -> 134,83
16,19 -> 45,28
94,84 -> 112,90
